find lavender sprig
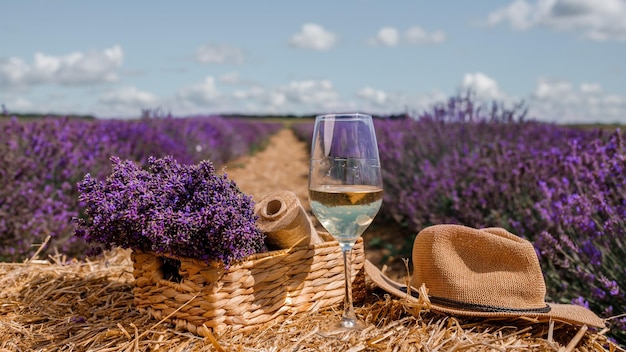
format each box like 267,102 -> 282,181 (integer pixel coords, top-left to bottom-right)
73,156 -> 266,268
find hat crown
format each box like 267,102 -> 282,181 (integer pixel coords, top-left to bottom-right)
411,225 -> 548,310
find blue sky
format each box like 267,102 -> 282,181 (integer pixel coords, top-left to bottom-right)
1,0 -> 625,123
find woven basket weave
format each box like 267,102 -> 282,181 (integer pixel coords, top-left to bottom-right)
131,233 -> 365,336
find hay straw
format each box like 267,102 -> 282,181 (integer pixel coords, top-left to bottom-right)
0,249 -> 621,351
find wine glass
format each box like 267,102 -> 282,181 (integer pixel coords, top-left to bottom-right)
308,113 -> 383,330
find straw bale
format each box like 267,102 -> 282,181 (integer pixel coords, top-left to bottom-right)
0,249 -> 620,351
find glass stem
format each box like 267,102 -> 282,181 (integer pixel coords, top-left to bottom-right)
340,246 -> 358,326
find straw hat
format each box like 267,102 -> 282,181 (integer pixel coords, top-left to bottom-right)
365,224 -> 605,328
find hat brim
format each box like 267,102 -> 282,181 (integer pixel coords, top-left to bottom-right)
364,260 -> 605,328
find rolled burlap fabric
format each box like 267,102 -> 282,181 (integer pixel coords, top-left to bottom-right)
254,191 -> 323,250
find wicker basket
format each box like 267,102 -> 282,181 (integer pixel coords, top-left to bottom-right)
131,233 -> 365,336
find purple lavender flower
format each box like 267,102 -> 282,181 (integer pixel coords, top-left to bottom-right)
73,156 -> 266,268
571,296 -> 589,309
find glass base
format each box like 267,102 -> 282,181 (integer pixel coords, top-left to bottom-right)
322,308 -> 367,333
336,316 -> 367,331
322,317 -> 367,335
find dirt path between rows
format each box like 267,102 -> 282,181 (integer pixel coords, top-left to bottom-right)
225,128 -> 310,207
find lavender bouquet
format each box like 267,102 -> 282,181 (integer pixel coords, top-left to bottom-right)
73,156 -> 266,268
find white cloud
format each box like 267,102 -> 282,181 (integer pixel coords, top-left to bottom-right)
533,78 -> 573,99
232,87 -> 287,110
357,86 -> 388,105
486,0 -> 536,30
174,77 -> 329,115
580,82 -> 602,93
219,72 -> 240,85
176,76 -> 221,106
195,43 -> 246,64
0,90 -> 96,116
0,58 -> 29,91
461,72 -> 504,100
485,0 -> 626,41
369,25 -> 447,47
0,45 -> 123,90
1,96 -> 33,111
353,76 -> 625,124
224,79 -> 341,114
267,92 -> 287,107
369,27 -> 400,47
99,86 -> 158,106
355,85 -> 449,115
529,78 -> 626,123
218,71 -> 258,86
4,67 -> 623,124
289,23 -> 337,51
405,26 -> 447,45
283,80 -> 339,105
453,74 -> 626,123
95,86 -> 160,118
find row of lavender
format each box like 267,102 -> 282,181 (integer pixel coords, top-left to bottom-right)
0,116 -> 282,262
293,101 -> 625,339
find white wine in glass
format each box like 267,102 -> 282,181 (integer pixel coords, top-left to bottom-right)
308,113 -> 383,330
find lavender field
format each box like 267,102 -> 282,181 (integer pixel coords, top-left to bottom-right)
377,101 -> 624,339
0,115 -> 281,262
2,100 -> 625,343
294,99 -> 626,341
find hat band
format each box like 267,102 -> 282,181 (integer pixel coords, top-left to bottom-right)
400,287 -> 551,314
